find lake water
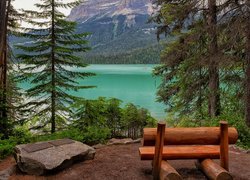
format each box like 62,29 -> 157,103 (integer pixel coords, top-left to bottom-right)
21,64 -> 166,119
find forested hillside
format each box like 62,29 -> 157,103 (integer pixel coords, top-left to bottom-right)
84,46 -> 161,64
68,0 -> 162,64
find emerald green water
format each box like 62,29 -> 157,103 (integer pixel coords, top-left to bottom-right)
20,64 -> 166,119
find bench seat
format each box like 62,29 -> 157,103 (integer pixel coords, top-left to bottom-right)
139,145 -> 220,160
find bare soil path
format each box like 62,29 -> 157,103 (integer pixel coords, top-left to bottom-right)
0,143 -> 249,180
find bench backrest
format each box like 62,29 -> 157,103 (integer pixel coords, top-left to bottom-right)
143,127 -> 238,146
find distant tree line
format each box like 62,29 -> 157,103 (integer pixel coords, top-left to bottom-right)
81,45 -> 161,64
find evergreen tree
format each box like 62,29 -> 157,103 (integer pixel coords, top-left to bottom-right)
153,0 -> 250,127
153,22 -> 209,118
105,98 -> 122,137
16,0 -> 94,133
0,0 -> 8,138
245,1 -> 250,127
216,0 -> 250,126
207,0 -> 220,117
152,0 -> 222,118
0,0 -> 7,58
0,0 -> 22,138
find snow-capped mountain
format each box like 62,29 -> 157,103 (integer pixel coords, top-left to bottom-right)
68,0 -> 160,64
68,0 -> 154,22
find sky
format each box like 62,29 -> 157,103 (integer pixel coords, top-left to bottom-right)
13,0 -> 78,27
13,0 -> 75,16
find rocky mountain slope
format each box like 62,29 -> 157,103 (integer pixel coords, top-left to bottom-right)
68,0 -> 154,22
68,0 -> 161,64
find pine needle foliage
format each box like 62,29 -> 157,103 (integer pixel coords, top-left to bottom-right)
153,21 -> 210,118
0,0 -> 24,138
216,0 -> 250,126
16,0 -> 95,133
151,0 -> 213,118
152,0 -> 250,126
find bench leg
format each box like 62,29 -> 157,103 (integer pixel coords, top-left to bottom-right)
160,160 -> 182,180
152,122 -> 166,180
220,121 -> 229,171
196,159 -> 232,180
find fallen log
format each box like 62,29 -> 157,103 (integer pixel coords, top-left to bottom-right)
160,160 -> 182,180
195,159 -> 232,180
143,127 -> 238,146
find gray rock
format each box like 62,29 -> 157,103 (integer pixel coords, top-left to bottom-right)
132,138 -> 142,144
107,138 -> 142,145
14,140 -> 95,175
107,138 -> 133,145
92,143 -> 106,149
83,146 -> 96,160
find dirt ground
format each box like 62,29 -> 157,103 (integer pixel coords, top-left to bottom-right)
0,143 -> 249,180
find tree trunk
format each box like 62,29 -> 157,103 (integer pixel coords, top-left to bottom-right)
245,1 -> 250,127
0,0 -> 9,138
198,66 -> 203,122
0,0 -> 7,58
51,0 -> 56,133
208,0 -> 220,117
4,0 -> 11,115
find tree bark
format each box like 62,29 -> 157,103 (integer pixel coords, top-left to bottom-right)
51,0 -> 56,133
0,0 -> 8,138
0,0 -> 7,58
245,1 -> 250,127
208,0 -> 220,117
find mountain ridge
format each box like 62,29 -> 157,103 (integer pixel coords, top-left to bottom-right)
68,0 -> 161,64
68,0 -> 154,21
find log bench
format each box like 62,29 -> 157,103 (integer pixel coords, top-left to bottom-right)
139,121 -> 238,180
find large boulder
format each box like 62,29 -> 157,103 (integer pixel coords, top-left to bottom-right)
14,139 -> 95,175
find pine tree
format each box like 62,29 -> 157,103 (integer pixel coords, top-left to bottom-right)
151,0 -> 222,118
0,0 -> 8,138
153,21 -> 209,118
207,0 -> 220,117
5,0 -> 25,122
16,0 -> 94,133
151,1 -> 207,117
0,0 -> 22,138
246,1 -> 250,126
0,0 -> 7,58
216,0 -> 250,126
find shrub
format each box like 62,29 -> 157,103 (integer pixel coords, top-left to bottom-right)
81,126 -> 111,145
165,112 -> 250,149
0,138 -> 17,159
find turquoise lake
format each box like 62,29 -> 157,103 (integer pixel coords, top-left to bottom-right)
21,64 -> 166,119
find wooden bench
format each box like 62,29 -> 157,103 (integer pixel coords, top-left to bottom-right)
139,121 -> 238,180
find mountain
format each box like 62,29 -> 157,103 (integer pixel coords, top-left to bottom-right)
68,0 -> 154,22
67,0 -> 161,64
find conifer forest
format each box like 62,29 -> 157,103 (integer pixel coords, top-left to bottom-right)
0,0 -> 249,160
